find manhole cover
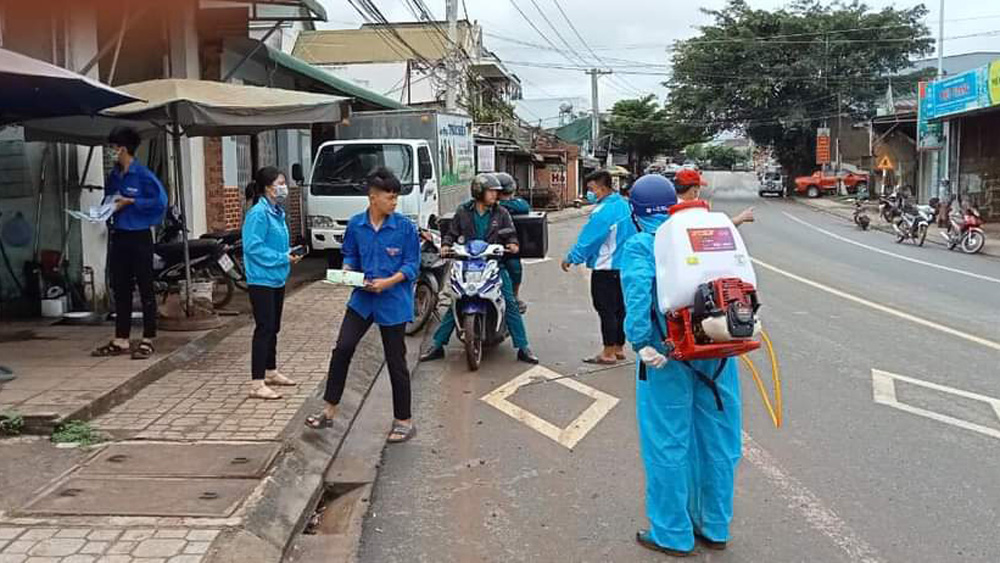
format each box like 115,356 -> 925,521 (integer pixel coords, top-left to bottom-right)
21,477 -> 258,517
79,443 -> 281,479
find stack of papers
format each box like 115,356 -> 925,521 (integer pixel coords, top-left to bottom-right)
325,269 -> 366,287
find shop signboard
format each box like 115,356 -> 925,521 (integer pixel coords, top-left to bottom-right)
917,81 -> 944,151
924,67 -> 990,120
990,59 -> 1000,107
816,127 -> 831,164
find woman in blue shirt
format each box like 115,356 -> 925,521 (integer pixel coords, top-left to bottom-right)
243,167 -> 302,400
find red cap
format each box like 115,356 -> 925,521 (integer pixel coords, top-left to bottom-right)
674,169 -> 707,187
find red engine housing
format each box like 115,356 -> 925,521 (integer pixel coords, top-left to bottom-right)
664,278 -> 761,361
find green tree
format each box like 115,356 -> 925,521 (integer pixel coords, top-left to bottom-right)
606,95 -> 704,173
666,0 -> 933,176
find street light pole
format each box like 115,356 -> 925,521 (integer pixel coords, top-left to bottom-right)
445,0 -> 458,112
937,0 -> 945,78
586,68 -> 612,158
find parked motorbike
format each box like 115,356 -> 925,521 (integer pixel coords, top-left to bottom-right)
405,229 -> 450,335
893,197 -> 938,247
853,199 -> 871,230
447,240 -> 508,371
879,190 -> 903,224
199,229 -> 247,290
941,197 -> 986,254
157,208 -> 237,308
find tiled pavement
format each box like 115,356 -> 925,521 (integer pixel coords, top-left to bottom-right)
2,283 -> 352,563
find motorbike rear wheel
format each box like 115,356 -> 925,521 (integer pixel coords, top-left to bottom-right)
962,230 -> 986,254
405,281 -> 436,335
207,265 -> 236,309
464,314 -> 483,371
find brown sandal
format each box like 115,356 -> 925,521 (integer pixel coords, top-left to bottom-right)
131,341 -> 154,360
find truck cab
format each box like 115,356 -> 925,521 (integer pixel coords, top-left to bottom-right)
305,139 -> 437,251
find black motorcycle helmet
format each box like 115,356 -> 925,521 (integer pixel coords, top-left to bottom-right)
495,172 -> 517,195
470,173 -> 502,201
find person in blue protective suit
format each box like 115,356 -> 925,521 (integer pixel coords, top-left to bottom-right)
495,172 -> 530,312
622,171 -> 753,556
420,173 -> 539,365
561,169 -> 636,364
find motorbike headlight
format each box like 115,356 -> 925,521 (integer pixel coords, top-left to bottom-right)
308,215 -> 336,229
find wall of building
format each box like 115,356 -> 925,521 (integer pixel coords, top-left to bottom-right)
957,110 -> 1000,220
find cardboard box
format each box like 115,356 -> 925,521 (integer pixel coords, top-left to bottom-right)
437,211 -> 548,259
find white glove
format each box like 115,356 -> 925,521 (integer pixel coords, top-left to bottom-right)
638,346 -> 668,369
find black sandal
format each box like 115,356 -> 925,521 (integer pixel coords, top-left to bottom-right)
92,341 -> 128,357
131,341 -> 154,360
635,530 -> 694,557
387,421 -> 416,444
305,412 -> 335,429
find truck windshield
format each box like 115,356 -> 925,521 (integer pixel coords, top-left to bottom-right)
310,144 -> 414,196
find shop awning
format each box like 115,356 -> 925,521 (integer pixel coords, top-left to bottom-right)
0,47 -> 140,125
22,78 -> 348,144
225,38 -> 406,111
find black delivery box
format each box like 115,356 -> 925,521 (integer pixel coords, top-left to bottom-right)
436,211 -> 548,259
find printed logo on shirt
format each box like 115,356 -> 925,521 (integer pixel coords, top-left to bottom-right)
124,186 -> 139,196
385,246 -> 402,257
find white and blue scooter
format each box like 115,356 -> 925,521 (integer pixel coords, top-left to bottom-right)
448,240 -> 509,370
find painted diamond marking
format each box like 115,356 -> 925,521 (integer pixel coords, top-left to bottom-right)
872,369 -> 1000,440
481,365 -> 620,449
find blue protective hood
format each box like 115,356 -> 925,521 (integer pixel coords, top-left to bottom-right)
636,214 -> 667,233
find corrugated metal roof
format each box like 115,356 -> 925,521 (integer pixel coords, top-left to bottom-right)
293,22 -> 475,65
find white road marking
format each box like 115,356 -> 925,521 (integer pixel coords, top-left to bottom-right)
522,257 -> 552,265
783,211 -> 1000,285
480,365 -> 619,450
743,432 -> 884,563
871,369 -> 1000,441
752,258 -> 1000,353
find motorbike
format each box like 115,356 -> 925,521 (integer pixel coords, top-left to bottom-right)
405,229 -> 450,335
893,197 -> 938,247
447,240 -> 508,371
941,197 -> 986,254
879,190 -> 903,224
199,229 -> 247,290
156,207 -> 237,308
853,198 -> 871,230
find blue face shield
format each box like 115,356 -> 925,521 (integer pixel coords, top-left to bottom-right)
586,191 -> 598,204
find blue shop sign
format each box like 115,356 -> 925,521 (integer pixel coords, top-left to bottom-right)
925,67 -> 990,120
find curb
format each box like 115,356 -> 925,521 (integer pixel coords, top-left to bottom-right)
203,322 -> 408,563
793,198 -> 1000,260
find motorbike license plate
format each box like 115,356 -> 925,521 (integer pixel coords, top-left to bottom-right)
218,254 -> 235,272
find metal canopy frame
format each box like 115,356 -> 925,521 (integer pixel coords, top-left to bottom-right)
247,0 -> 326,22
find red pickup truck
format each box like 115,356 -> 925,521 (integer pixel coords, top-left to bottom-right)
794,170 -> 869,198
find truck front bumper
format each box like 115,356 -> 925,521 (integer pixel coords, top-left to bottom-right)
309,227 -> 345,251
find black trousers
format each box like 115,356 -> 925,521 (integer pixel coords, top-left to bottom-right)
249,285 -> 285,380
591,269 -> 626,347
325,308 -> 411,421
111,229 -> 157,340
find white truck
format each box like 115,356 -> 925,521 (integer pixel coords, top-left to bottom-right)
305,110 -> 475,251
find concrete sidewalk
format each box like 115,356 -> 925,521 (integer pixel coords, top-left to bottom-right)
0,280 -> 403,563
796,196 -> 1000,258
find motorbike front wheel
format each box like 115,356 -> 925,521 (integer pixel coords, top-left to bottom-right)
464,314 -> 483,371
962,230 -> 986,254
917,224 -> 928,247
405,281 -> 437,335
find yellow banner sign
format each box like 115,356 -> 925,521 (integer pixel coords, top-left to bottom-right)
990,60 -> 1000,107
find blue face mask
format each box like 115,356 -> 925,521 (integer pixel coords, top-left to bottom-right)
636,214 -> 668,233
586,191 -> 598,204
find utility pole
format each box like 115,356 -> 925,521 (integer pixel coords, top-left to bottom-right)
937,0 -> 945,78
445,0 -> 458,112
937,0 -> 948,198
586,68 -> 612,158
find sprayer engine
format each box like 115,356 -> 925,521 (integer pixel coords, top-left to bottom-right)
665,277 -> 761,361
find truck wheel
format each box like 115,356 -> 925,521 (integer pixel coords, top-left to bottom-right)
464,314 -> 483,371
807,185 -> 820,198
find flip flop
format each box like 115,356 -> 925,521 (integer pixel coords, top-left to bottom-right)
387,421 -> 416,444
582,356 -> 618,365
635,530 -> 694,557
305,412 -> 335,429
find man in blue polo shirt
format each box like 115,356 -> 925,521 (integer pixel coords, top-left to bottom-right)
92,126 -> 167,361
307,167 -> 421,443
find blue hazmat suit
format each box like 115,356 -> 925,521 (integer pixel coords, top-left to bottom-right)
621,212 -> 743,552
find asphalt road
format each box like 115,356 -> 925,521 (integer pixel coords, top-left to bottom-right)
358,172 -> 1000,563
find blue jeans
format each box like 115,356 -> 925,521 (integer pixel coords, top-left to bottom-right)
433,269 -> 529,350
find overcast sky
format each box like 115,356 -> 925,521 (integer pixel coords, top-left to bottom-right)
317,0 -> 1000,122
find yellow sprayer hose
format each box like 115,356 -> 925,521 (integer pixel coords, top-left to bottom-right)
740,328 -> 783,428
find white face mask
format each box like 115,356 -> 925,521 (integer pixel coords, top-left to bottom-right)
273,183 -> 289,205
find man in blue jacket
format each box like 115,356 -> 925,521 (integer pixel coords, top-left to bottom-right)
561,169 -> 635,364
92,126 -> 167,360
307,167 -> 421,444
